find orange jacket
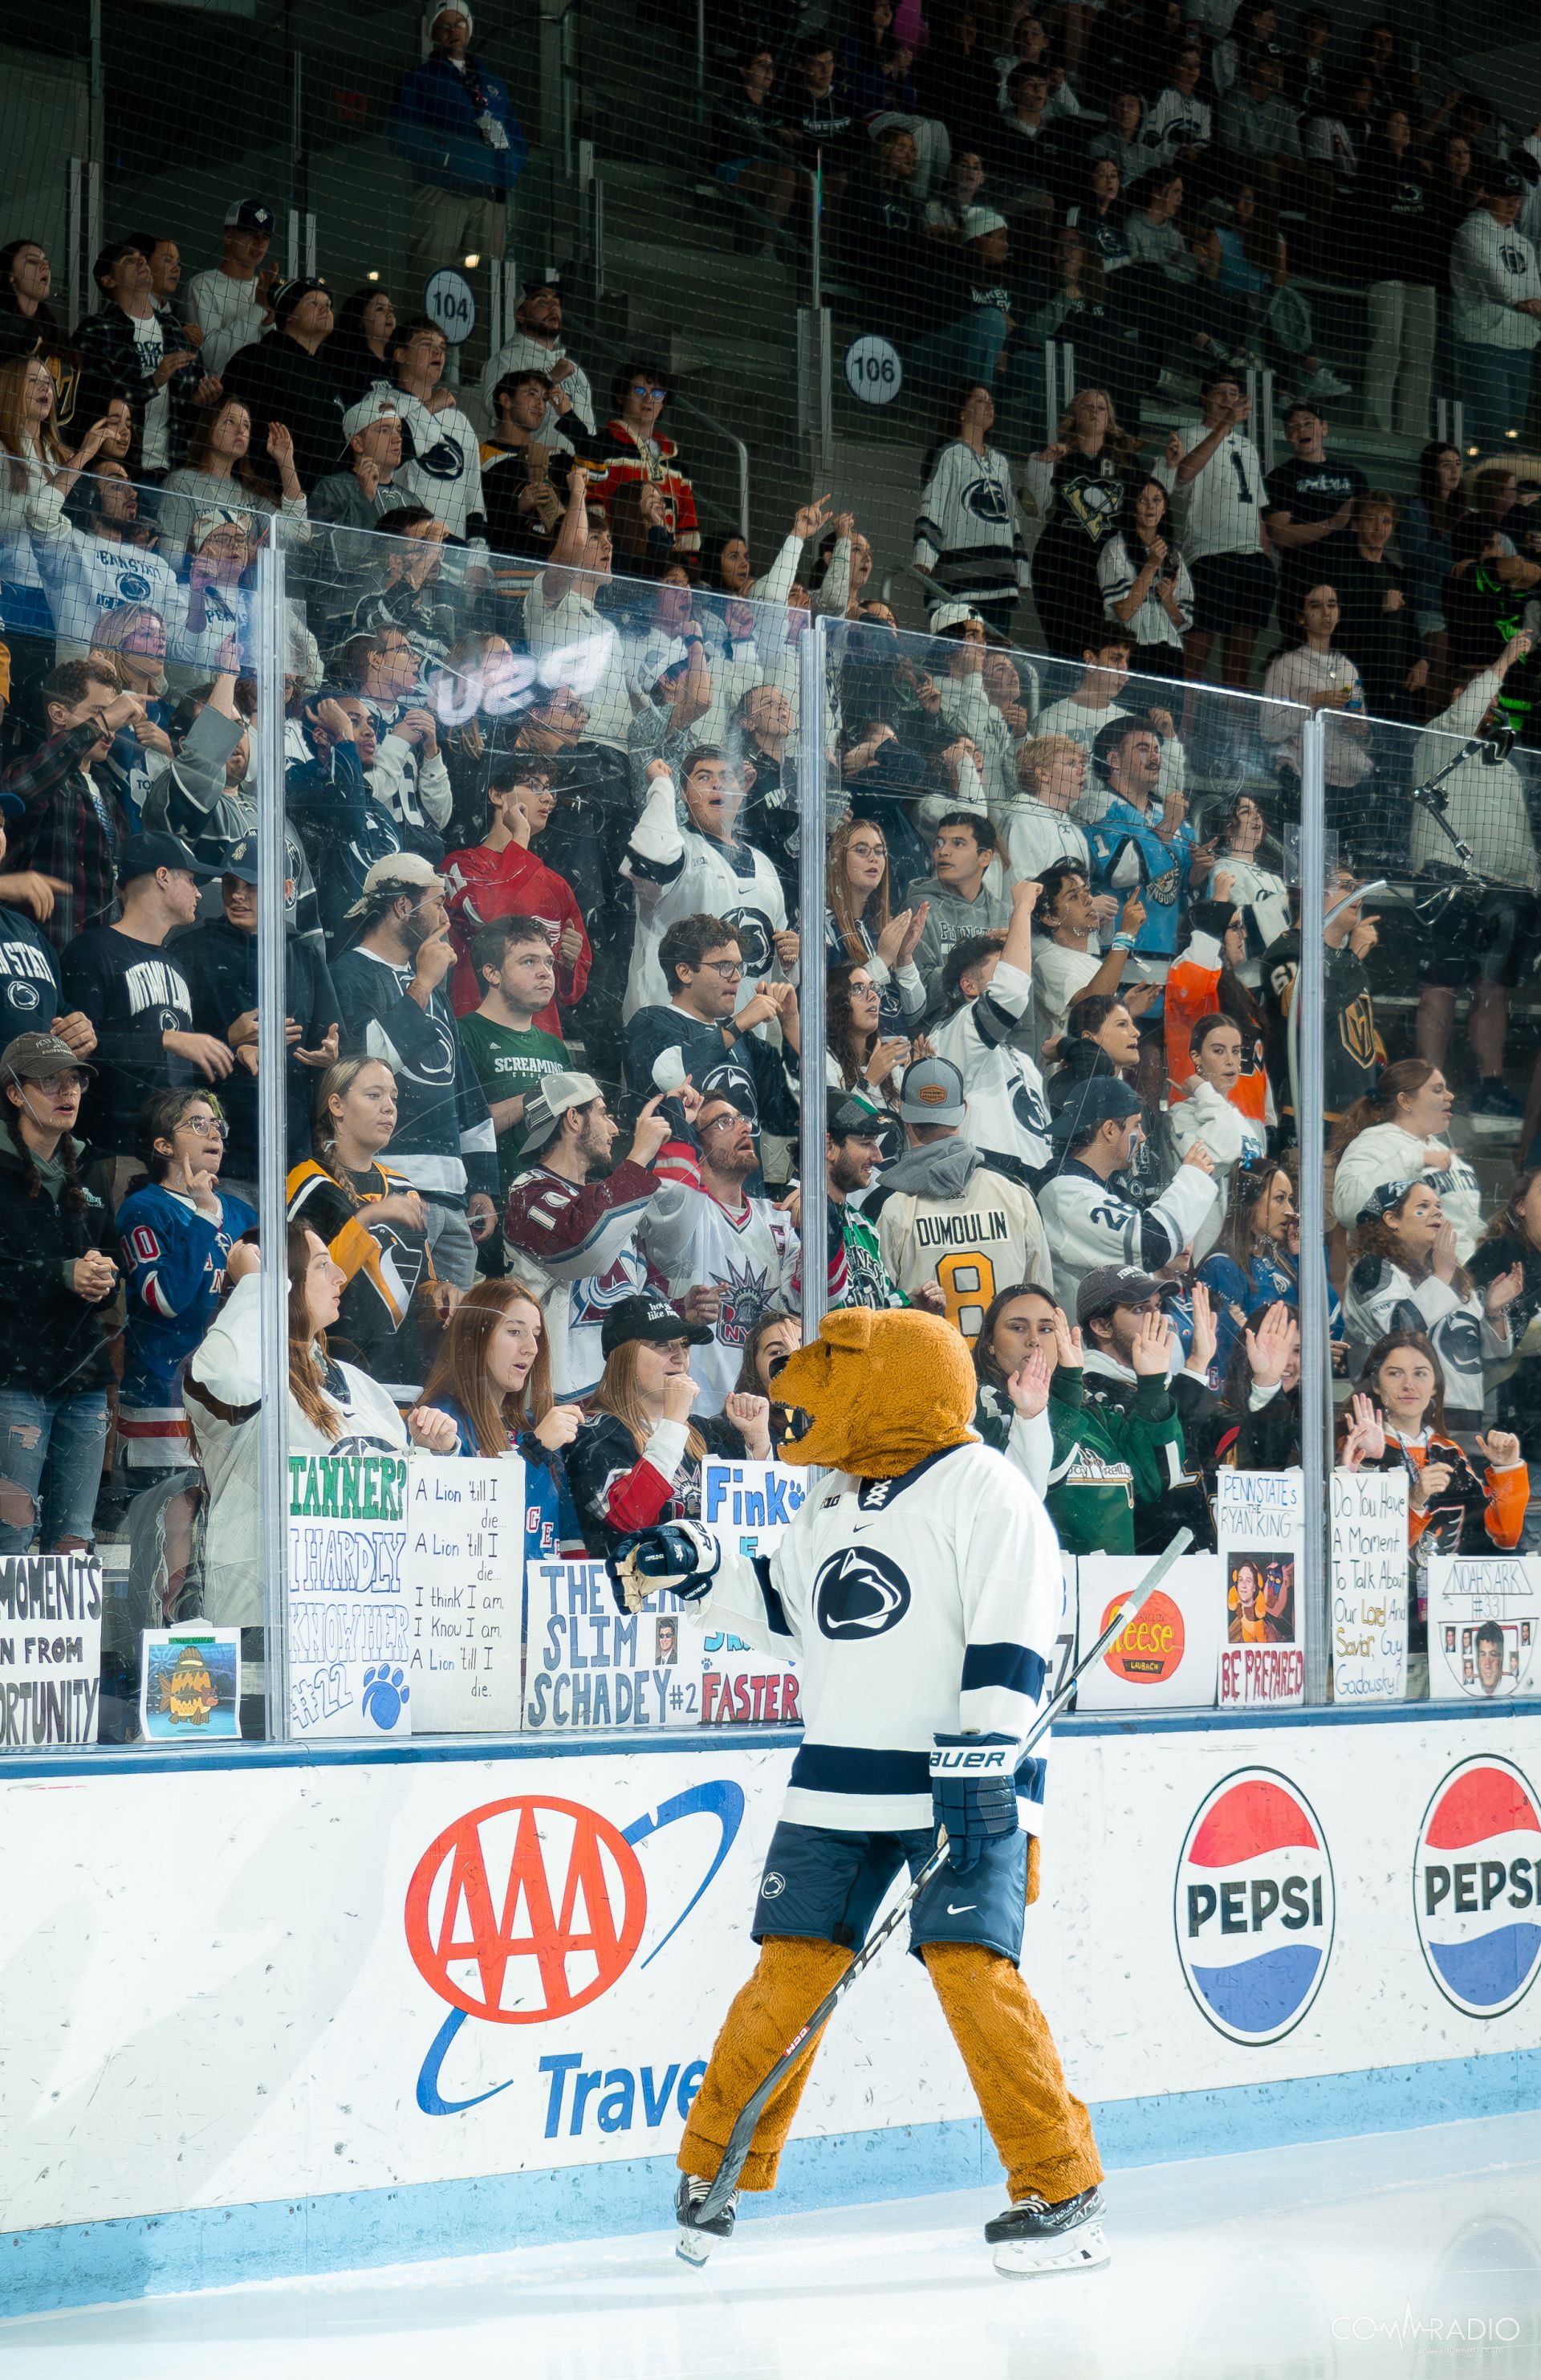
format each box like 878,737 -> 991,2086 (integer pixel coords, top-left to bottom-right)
1165,938 -> 1270,1125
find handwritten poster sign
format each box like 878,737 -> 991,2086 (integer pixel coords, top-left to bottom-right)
287,1450 -> 412,1739
697,1461 -> 802,1727
140,1625 -> 241,1740
0,1553 -> 102,1747
522,1557 -> 692,1730
1428,1553 -> 1541,1703
405,1454 -> 524,1732
1216,1467 -> 1307,1710
1075,1553 -> 1221,1711
1329,1468 -> 1409,1704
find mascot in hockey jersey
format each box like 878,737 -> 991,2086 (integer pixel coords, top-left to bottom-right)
608,1304 -> 1107,2277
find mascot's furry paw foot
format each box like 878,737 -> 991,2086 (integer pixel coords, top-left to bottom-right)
986,2187 -> 1110,2276
675,2171 -> 737,2266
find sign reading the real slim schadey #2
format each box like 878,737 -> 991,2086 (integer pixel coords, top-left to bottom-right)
1215,1467 -> 1307,1710
522,1558 -> 691,1731
287,1450 -> 413,1739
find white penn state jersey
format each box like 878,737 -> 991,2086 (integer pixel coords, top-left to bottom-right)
929,958 -> 1054,1177
384,388 -> 487,541
690,1439 -> 1060,1834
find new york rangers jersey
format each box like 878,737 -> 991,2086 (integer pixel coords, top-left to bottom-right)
688,1440 -> 1060,1836
118,1182 -> 258,1466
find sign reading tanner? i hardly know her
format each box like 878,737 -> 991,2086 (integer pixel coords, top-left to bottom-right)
287,1450 -> 412,1739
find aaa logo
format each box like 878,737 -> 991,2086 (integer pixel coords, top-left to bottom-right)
405,1795 -> 647,2024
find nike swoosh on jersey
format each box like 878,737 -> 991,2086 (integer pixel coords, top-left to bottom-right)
946,1902 -> 978,1914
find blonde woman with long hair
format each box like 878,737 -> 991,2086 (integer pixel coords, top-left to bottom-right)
0,352 -> 114,649
823,813 -> 928,1037
564,1292 -> 770,1556
185,1222 -> 454,1626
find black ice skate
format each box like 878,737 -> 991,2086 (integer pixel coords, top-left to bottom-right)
985,2185 -> 1110,2276
675,2171 -> 738,2267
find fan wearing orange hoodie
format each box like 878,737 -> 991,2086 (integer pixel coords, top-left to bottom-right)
1164,881 -> 1272,1128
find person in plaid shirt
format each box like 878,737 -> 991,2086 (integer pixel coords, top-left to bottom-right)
2,658 -> 141,954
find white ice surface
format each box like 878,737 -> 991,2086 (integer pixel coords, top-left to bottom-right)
5,2114 -> 1541,2379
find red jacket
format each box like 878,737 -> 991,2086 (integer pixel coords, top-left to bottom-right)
441,839 -> 592,1023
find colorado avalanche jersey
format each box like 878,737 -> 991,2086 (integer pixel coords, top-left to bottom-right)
689,1440 -> 1060,1836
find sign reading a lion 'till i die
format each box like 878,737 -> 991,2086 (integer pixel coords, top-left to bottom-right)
404,1452 -> 524,1733
287,1450 -> 413,1739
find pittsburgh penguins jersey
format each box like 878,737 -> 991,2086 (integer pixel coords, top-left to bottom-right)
116,1182 -> 257,1463
874,1163 -> 1050,1341
928,958 -> 1054,1180
913,439 -> 1030,609
690,1439 -> 1061,1835
384,387 -> 488,542
620,771 -> 788,1021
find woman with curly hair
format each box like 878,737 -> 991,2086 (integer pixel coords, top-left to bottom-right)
824,959 -> 912,1105
1096,475 -> 1193,679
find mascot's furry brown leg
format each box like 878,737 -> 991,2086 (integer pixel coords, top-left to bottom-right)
679,1938 -> 853,2191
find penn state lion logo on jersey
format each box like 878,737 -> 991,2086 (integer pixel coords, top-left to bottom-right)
814,1546 -> 912,1639
964,474 -> 1011,526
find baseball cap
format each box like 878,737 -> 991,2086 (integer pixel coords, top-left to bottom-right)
519,1068 -> 603,1154
1075,1263 -> 1166,1324
600,1292 -> 711,1358
342,389 -> 404,441
341,851 -> 446,921
0,1031 -> 95,1084
224,199 -> 274,235
117,832 -> 218,885
1486,162 -> 1526,197
928,601 -> 985,634
222,834 -> 260,885
522,268 -> 562,295
1047,1076 -> 1144,1138
1355,1178 -> 1415,1226
960,207 -> 1006,241
644,635 -> 692,686
827,1087 -> 886,1141
899,1056 -> 966,1126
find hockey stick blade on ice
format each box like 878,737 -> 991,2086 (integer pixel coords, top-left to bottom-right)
691,1526 -> 1193,2227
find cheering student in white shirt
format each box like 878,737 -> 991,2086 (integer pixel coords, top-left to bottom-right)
1155,371 -> 1275,692
1030,862 -> 1150,1062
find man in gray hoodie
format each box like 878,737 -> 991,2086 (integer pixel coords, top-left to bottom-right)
866,1057 -> 1051,1339
909,812 -> 1013,1013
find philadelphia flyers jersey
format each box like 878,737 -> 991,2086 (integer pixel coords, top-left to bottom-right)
688,1440 -> 1061,1836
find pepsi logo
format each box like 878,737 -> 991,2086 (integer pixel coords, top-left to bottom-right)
1414,1758 -> 1541,2020
1175,1768 -> 1335,2044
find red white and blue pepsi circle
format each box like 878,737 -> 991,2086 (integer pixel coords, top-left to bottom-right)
1174,1768 -> 1335,2045
1413,1757 -> 1541,2020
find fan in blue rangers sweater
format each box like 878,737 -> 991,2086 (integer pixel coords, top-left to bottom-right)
611,1304 -> 1108,2280
118,1102 -> 258,1475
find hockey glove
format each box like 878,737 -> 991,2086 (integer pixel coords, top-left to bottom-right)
929,1733 -> 1019,1874
606,1520 -> 722,1614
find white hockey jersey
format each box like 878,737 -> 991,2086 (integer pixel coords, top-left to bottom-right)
913,440 -> 1031,609
689,1439 -> 1060,1833
35,527 -> 189,659
380,387 -> 489,543
640,1174 -> 795,1414
1450,211 -> 1541,350
929,957 -> 1054,1178
874,1162 -> 1050,1341
1036,1153 -> 1218,1306
621,771 -> 788,1020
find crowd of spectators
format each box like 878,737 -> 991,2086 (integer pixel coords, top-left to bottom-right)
1,0 -> 1540,1735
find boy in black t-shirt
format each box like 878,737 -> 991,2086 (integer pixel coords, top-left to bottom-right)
59,833 -> 226,1184
1263,403 -> 1368,622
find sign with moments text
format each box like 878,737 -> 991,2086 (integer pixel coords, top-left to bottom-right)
287,1450 -> 413,1739
0,1552 -> 101,1747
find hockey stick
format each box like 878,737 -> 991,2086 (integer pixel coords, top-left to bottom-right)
692,1526 -> 1193,2227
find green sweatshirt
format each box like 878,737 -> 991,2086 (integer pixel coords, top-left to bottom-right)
974,1366 -> 1185,1554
